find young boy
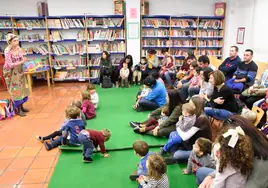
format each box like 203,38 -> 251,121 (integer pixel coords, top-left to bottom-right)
78,128 -> 111,163
133,105 -> 169,134
132,84 -> 152,110
120,62 -> 130,88
87,83 -> 99,109
159,103 -> 196,155
129,140 -> 152,181
43,106 -> 85,151
71,100 -> 86,124
133,57 -> 147,85
183,137 -> 215,175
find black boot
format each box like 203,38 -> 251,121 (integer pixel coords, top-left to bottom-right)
21,104 -> 29,113
15,105 -> 26,117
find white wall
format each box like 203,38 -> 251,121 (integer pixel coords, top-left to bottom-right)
0,0 -> 39,16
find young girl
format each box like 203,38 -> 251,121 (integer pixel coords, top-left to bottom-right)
133,57 -> 148,85
137,154 -> 169,188
211,126 -> 254,188
120,62 -> 130,88
198,68 -> 214,101
133,84 -> 152,110
81,90 -> 96,120
183,137 -> 215,175
87,83 -> 99,109
176,61 -> 198,89
160,103 -> 196,154
133,105 -> 169,134
160,56 -> 175,86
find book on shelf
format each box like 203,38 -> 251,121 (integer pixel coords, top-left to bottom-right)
171,30 -> 196,37
52,57 -> 87,68
170,19 -> 197,28
48,19 -> 84,28
142,19 -> 169,27
100,42 -> 125,52
65,69 -> 89,79
54,71 -> 68,79
0,32 -> 8,41
91,29 -> 124,40
142,29 -> 169,37
89,57 -> 101,66
199,20 -> 223,29
198,40 -> 221,47
23,44 -> 49,55
198,30 -> 223,37
51,44 -> 87,55
197,49 -> 221,56
90,70 -> 100,78
16,20 -> 45,29
87,18 -> 123,27
19,33 -> 43,41
0,20 -> 12,28
76,31 -> 87,41
51,31 -> 63,41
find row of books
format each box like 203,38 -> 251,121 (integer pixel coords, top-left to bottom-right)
51,44 -> 87,55
171,30 -> 196,37
142,29 -> 169,37
197,50 -> 222,56
89,29 -> 124,40
54,69 -> 90,80
52,57 -> 87,67
90,70 -> 100,78
89,56 -> 122,66
0,20 -> 12,28
198,40 -> 222,47
197,30 -> 224,37
142,39 -> 196,47
0,32 -> 8,41
23,44 -> 49,55
87,18 -> 123,27
19,33 -> 44,41
142,19 -> 223,29
88,42 -> 125,53
48,19 -> 84,28
16,20 -> 45,28
170,19 -> 197,28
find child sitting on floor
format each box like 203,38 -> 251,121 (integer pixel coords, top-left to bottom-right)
133,105 -> 169,134
71,100 -> 86,124
159,103 -> 196,155
133,57 -> 148,85
183,137 -> 215,175
81,89 -> 96,120
43,106 -> 85,151
129,140 -> 152,181
78,128 -> 111,163
120,62 -> 130,88
87,83 -> 99,109
133,84 -> 152,109
137,154 -> 169,188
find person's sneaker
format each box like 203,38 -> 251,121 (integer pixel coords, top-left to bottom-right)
36,136 -> 44,143
129,121 -> 140,128
129,175 -> 139,181
165,157 -> 178,165
83,156 -> 93,163
44,141 -> 52,151
158,147 -> 167,156
133,127 -> 141,133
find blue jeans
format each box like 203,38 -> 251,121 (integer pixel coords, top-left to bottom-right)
204,107 -> 234,120
196,167 -> 215,185
188,87 -> 200,98
179,83 -> 190,101
164,72 -> 173,86
173,150 -> 192,161
163,131 -> 182,152
137,98 -> 159,111
78,132 -> 94,158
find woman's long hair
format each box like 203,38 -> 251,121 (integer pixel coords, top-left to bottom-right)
167,89 -> 183,116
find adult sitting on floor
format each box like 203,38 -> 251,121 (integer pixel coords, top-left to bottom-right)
130,89 -> 182,137
226,49 -> 258,93
204,70 -> 240,121
239,68 -> 268,109
135,75 -> 166,112
163,95 -> 212,164
218,45 -> 241,80
113,54 -> 133,87
197,115 -> 268,188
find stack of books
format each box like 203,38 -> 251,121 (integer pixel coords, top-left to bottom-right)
198,30 -> 223,37
0,20 -> 13,28
142,29 -> 169,37
199,20 -> 223,29
48,19 -> 84,28
142,19 -> 169,27
171,30 -> 196,37
87,18 -> 123,27
198,40 -> 221,47
170,19 -> 197,28
16,20 -> 45,29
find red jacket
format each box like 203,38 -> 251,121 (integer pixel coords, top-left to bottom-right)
82,100 -> 96,120
86,129 -> 106,154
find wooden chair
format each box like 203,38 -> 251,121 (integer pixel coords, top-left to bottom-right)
256,61 -> 268,80
252,106 -> 265,127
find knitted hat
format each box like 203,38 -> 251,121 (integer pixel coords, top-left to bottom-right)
6,33 -> 18,45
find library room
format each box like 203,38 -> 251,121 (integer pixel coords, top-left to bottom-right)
0,0 -> 267,187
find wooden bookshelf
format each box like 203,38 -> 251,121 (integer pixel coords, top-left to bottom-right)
0,15 -> 127,83
141,15 -> 225,66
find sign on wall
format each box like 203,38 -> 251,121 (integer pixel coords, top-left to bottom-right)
127,22 -> 139,39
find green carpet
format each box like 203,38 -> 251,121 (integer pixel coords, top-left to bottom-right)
49,86 -> 197,188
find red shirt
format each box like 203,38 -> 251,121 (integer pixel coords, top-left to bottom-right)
82,100 -> 96,120
86,129 -> 106,154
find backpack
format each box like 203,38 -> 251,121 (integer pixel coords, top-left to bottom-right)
102,76 -> 113,88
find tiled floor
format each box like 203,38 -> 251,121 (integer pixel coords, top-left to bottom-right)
0,82 -> 85,188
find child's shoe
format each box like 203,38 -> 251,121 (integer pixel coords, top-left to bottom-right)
83,156 -> 93,163
44,141 -> 53,151
158,147 -> 167,156
36,136 -> 44,143
129,175 -> 139,181
129,121 -> 140,128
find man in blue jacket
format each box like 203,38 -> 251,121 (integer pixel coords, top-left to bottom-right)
219,46 -> 241,80
136,75 -> 167,112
